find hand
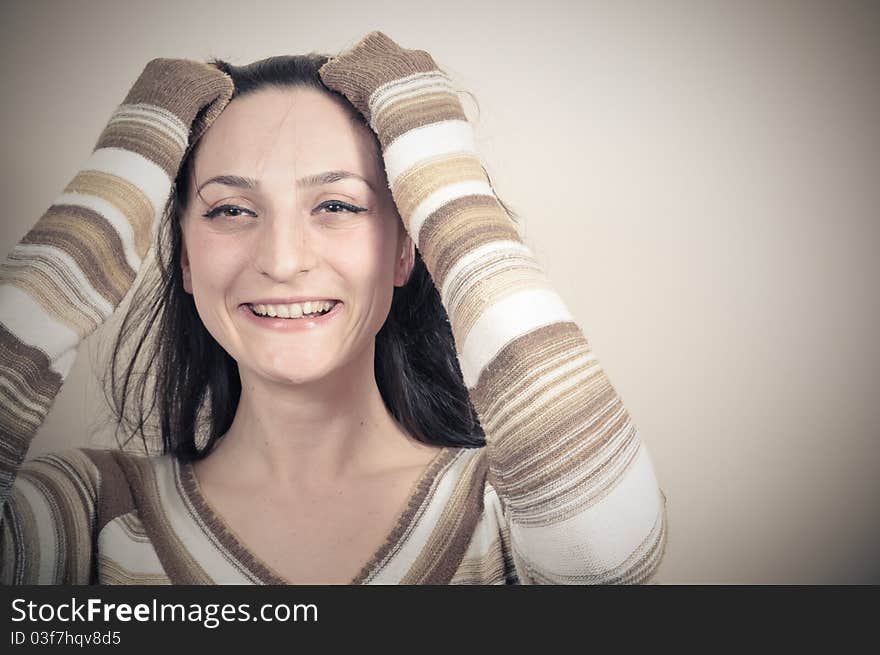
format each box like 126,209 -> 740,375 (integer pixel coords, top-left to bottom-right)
118,58 -> 233,146
318,31 -> 447,128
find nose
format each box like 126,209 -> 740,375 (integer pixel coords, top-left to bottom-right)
252,211 -> 319,281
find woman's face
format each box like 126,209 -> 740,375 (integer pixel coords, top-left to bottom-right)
179,86 -> 413,387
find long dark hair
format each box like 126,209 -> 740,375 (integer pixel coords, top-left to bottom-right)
103,53 -> 518,462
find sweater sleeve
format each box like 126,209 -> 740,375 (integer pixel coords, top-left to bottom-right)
319,31 -> 669,584
0,59 -> 233,583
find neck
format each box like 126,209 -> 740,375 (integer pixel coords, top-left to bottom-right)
207,342 -> 425,491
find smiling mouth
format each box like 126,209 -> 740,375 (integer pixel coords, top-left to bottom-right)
246,299 -> 340,319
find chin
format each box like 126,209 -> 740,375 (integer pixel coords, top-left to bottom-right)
266,355 -> 345,386
265,364 -> 334,386
239,342 -> 364,388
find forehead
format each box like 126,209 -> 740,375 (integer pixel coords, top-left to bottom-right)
193,86 -> 381,181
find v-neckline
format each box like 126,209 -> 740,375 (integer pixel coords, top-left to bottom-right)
177,446 -> 457,584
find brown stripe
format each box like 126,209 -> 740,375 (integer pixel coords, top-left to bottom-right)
0,324 -> 62,461
469,322 -> 641,516
98,555 -> 171,585
419,195 -> 522,288
485,345 -> 610,441
470,322 -> 584,412
95,118 -> 185,180
318,32 -> 446,125
118,512 -> 151,543
115,453 -> 213,584
390,154 -> 489,222
51,451 -> 102,583
495,377 -> 625,469
444,250 -> 543,312
479,331 -> 636,466
450,533 -> 510,584
1,486 -> 38,583
497,403 -> 635,524
0,259 -> 93,338
402,448 -> 489,584
22,204 -> 137,308
47,452 -> 100,584
64,170 -> 157,259
374,88 -> 467,147
19,458 -> 92,583
82,448 -> 137,534
117,60 -> 233,145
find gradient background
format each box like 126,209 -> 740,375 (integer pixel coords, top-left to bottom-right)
1,0 -> 878,584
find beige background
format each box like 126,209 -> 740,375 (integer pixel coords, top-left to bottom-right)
1,0 -> 878,584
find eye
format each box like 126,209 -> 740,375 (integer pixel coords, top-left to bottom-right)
316,200 -> 367,215
202,204 -> 257,220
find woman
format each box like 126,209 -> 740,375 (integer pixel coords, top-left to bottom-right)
0,31 -> 668,584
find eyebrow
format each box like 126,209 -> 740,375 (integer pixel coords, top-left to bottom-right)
196,170 -> 374,195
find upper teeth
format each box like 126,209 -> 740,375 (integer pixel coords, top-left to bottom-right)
251,300 -> 336,318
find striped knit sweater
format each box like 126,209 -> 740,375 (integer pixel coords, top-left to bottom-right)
0,33 -> 668,584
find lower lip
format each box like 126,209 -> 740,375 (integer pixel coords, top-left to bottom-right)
237,302 -> 344,331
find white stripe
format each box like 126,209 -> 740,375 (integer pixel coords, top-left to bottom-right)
111,102 -> 189,149
82,148 -> 172,222
508,443 -> 664,579
370,71 -> 456,128
53,192 -> 143,272
98,519 -> 166,574
106,112 -> 187,153
372,83 -> 457,129
15,475 -> 61,583
440,240 -> 534,306
408,179 -> 496,248
0,284 -> 81,368
460,288 -> 574,388
370,70 -> 453,109
118,102 -> 189,139
105,113 -> 185,152
383,120 -> 478,187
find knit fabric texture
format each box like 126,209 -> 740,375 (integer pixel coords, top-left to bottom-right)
0,34 -> 668,584
0,58 -> 232,495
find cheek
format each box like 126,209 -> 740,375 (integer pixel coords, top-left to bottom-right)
331,219 -> 399,282
185,233 -> 243,292
327,225 -> 398,328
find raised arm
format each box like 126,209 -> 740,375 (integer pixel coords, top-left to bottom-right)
0,60 -> 232,583
319,31 -> 668,584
